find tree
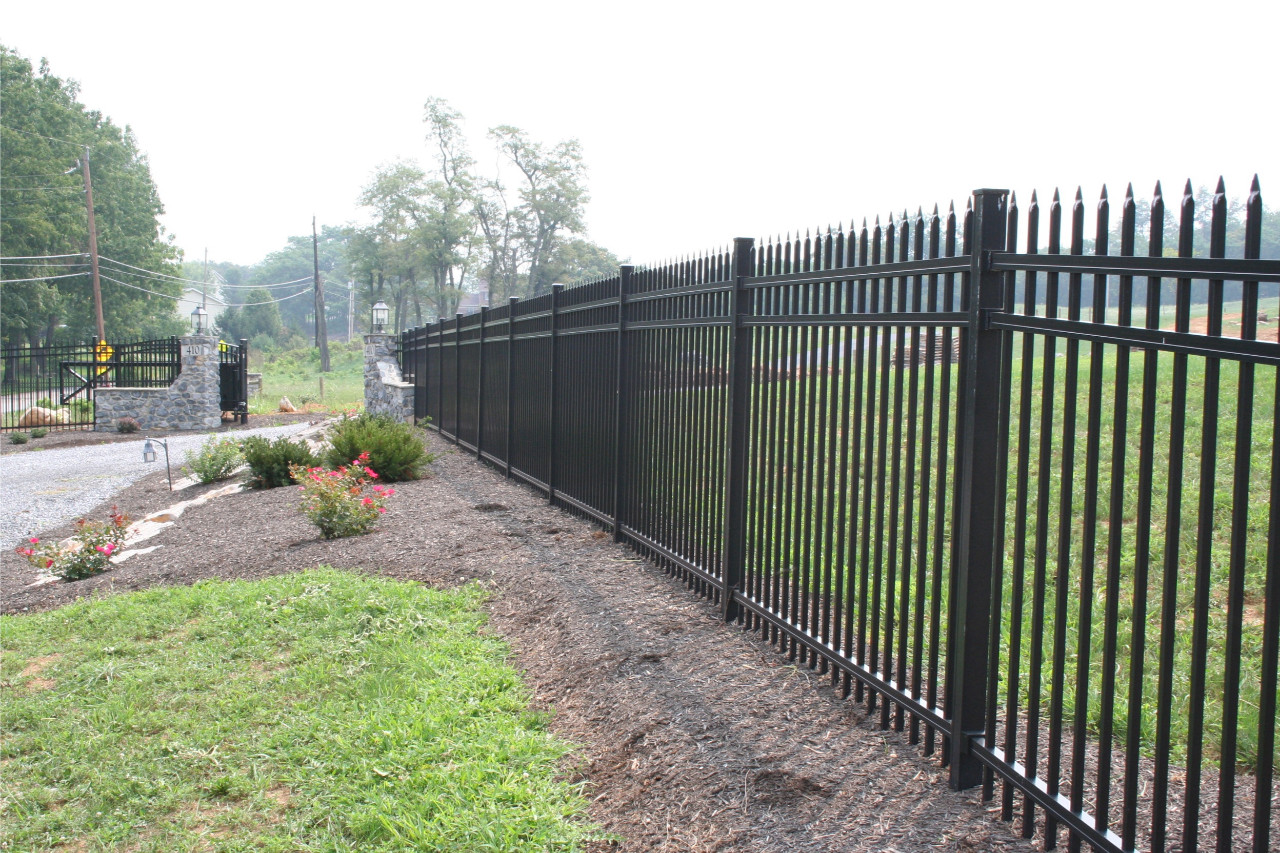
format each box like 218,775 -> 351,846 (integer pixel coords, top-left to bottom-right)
488,126 -> 588,297
0,45 -> 182,347
419,98 -> 479,320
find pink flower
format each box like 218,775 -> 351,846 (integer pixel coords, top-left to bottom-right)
45,558 -> 54,568
362,497 -> 374,507
29,537 -> 39,544
377,507 -> 386,514
96,543 -> 116,556
384,488 -> 395,497
365,468 -> 378,479
358,452 -> 370,461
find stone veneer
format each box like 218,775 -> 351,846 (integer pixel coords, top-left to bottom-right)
363,333 -> 414,422
94,335 -> 223,431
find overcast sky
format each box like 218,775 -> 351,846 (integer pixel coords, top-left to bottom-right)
3,0 -> 1275,269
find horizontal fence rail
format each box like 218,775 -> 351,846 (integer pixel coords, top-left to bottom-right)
402,178 -> 1280,853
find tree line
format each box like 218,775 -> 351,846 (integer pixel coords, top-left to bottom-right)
1,45 -> 184,348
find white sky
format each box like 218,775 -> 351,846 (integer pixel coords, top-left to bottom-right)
3,0 -> 1276,269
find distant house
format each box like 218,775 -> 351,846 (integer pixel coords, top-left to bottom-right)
456,282 -> 490,316
176,287 -> 228,324
176,269 -> 229,326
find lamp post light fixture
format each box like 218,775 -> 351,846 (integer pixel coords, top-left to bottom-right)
371,300 -> 389,333
143,436 -> 174,490
190,305 -> 210,335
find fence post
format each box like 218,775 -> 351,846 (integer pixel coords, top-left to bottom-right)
239,338 -> 249,424
721,237 -> 755,621
476,306 -> 487,460
947,188 -> 1008,789
548,283 -> 563,503
436,322 -> 445,434
612,265 -> 635,542
507,297 -> 518,478
454,313 -> 463,444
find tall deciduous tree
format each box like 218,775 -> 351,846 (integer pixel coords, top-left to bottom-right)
1,45 -> 182,347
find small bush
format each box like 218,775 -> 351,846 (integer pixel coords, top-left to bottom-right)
9,432 -> 29,445
183,437 -> 244,483
15,507 -> 130,581
291,456 -> 395,539
69,399 -> 93,419
35,397 -> 54,409
242,435 -> 319,488
30,428 -> 48,439
324,414 -> 432,482
115,417 -> 140,434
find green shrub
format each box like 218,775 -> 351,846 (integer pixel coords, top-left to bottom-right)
29,428 -> 47,439
323,414 -> 432,482
115,417 -> 140,434
9,432 -> 29,444
35,397 -> 54,409
183,437 -> 244,484
69,399 -> 93,419
242,435 -> 319,488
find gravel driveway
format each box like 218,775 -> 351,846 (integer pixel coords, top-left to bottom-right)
0,423 -> 316,551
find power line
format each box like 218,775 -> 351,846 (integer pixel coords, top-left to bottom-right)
0,123 -> 88,149
234,288 -> 313,306
0,173 -> 79,180
0,270 -> 88,284
98,272 -> 185,300
97,254 -> 312,289
0,252 -> 89,261
0,185 -> 83,192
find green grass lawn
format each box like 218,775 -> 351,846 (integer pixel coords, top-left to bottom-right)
0,569 -> 598,852
250,342 -> 366,414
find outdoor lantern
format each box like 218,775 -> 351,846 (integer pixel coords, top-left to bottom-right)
190,304 -> 210,334
372,300 -> 389,333
142,436 -> 174,490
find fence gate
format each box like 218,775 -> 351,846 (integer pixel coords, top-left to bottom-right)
219,339 -> 249,424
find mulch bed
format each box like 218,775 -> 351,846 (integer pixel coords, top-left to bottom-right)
1,431 -> 1041,852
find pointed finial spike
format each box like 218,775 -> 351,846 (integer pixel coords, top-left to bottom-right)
1100,185 -> 1109,201
1215,175 -> 1226,193
1251,174 -> 1260,192
1125,183 -> 1134,201
1074,187 -> 1084,202
1153,180 -> 1162,199
1030,189 -> 1038,203
932,202 -> 939,215
948,201 -> 955,213
1183,179 -> 1193,197
1052,188 -> 1061,202
1010,190 -> 1017,204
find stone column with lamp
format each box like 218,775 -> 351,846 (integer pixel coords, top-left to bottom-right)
94,306 -> 224,431
363,300 -> 414,422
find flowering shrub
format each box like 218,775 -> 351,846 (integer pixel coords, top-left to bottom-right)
115,417 -> 140,434
290,453 -> 395,539
15,507 -> 130,581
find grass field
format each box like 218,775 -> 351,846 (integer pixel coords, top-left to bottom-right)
0,569 -> 597,851
250,342 -> 365,414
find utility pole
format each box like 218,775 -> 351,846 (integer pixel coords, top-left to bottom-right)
81,146 -> 105,340
347,280 -> 355,342
312,216 -> 330,371
202,248 -> 208,311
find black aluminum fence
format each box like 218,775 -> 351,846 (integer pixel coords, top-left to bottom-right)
0,336 -> 180,432
219,338 -> 249,424
402,179 -> 1280,853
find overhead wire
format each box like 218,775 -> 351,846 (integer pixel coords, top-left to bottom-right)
97,254 -> 311,289
0,270 -> 89,284
0,124 -> 88,149
0,252 -> 89,261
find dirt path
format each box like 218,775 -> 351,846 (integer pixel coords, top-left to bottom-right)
1,433 -> 1038,852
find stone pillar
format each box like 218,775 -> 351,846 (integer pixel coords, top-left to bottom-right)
94,334 -> 223,431
363,333 -> 414,422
